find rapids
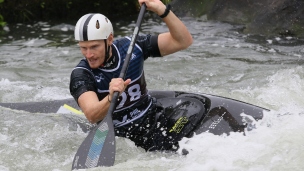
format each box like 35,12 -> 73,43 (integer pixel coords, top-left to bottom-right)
0,16 -> 304,170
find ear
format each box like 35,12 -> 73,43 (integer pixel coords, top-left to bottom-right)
107,33 -> 114,45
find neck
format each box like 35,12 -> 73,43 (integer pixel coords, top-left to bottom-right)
105,46 -> 112,62
101,45 -> 112,67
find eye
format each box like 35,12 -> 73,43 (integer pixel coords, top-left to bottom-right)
92,45 -> 99,49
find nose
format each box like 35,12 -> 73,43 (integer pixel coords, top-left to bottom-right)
85,49 -> 94,58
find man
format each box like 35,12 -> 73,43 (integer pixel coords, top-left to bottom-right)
70,0 -> 193,151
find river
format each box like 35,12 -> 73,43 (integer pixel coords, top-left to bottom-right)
0,15 -> 304,171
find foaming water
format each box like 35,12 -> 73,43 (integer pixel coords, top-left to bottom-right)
1,16 -> 304,171
174,67 -> 304,171
0,109 -> 87,170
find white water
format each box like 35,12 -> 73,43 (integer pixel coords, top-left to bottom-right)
1,17 -> 304,171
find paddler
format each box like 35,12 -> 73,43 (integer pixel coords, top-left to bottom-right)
69,0 -> 194,151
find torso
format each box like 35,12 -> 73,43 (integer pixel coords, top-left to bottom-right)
73,37 -> 150,127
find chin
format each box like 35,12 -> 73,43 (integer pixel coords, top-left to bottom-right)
87,59 -> 103,69
88,62 -> 100,69
89,64 -> 100,69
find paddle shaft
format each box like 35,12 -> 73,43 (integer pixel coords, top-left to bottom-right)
107,3 -> 147,115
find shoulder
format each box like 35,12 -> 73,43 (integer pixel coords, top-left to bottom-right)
71,67 -> 92,78
70,64 -> 96,101
113,35 -> 154,48
71,59 -> 92,77
113,34 -> 161,58
137,34 -> 161,58
113,37 -> 131,47
75,59 -> 90,68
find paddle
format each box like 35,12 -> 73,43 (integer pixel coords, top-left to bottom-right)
71,3 -> 147,170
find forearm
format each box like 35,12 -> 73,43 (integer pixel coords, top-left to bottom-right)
78,92 -> 111,124
161,8 -> 193,50
80,78 -> 131,124
141,1 -> 193,56
86,95 -> 111,123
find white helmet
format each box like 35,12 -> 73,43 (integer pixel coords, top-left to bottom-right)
74,13 -> 113,41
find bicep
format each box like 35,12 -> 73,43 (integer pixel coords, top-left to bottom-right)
157,32 -> 181,56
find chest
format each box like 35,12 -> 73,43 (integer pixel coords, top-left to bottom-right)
92,44 -> 145,93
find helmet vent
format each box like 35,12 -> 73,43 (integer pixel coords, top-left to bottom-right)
96,20 -> 100,29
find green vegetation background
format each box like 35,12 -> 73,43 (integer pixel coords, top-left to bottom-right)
0,0 -> 171,27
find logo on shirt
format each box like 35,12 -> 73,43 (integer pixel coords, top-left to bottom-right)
73,81 -> 85,89
131,53 -> 136,60
104,54 -> 116,68
130,108 -> 141,118
113,108 -> 141,127
95,74 -> 105,82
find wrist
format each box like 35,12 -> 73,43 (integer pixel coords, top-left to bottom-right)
159,4 -> 171,18
108,95 -> 111,103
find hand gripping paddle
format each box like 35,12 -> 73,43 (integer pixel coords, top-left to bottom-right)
71,3 -> 147,170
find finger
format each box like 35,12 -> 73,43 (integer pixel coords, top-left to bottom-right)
138,0 -> 144,6
124,79 -> 131,87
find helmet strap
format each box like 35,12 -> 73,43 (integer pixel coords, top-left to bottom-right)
103,39 -> 111,65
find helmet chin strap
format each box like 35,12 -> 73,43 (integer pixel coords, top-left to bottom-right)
103,39 -> 111,66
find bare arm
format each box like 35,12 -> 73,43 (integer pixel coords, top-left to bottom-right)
139,0 -> 193,56
78,91 -> 110,124
78,78 -> 131,124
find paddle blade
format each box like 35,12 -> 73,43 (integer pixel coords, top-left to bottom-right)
72,114 -> 115,170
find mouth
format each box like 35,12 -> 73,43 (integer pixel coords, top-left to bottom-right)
87,58 -> 100,68
88,58 -> 98,64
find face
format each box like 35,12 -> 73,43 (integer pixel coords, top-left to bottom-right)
78,40 -> 106,69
